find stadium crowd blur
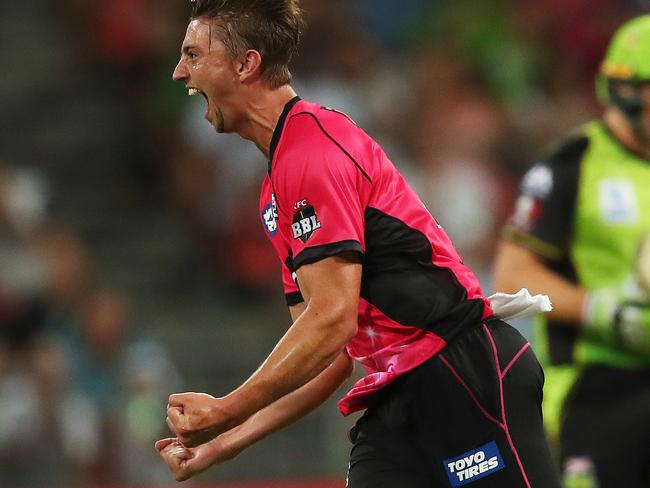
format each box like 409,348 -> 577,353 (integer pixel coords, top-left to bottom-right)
0,0 -> 646,486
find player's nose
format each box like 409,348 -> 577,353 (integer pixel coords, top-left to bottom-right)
172,59 -> 189,82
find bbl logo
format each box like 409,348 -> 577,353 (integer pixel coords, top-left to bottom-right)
292,204 -> 321,242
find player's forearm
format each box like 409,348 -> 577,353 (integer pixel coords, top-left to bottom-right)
222,303 -> 357,426
219,352 -> 353,458
494,241 -> 586,324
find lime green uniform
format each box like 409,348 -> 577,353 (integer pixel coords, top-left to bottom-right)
504,121 -> 650,488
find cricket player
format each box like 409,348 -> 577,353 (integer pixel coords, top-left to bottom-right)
494,14 -> 650,488
157,1 -> 561,486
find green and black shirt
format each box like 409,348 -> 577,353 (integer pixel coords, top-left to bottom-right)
505,121 -> 650,371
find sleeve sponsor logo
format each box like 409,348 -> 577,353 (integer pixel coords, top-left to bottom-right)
443,441 -> 505,487
292,204 -> 321,243
262,193 -> 279,236
521,164 -> 554,199
510,194 -> 544,231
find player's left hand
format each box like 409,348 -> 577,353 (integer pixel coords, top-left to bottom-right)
584,281 -> 650,354
166,392 -> 237,447
155,436 -> 234,481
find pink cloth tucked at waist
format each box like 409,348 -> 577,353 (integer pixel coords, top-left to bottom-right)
338,298 -> 447,416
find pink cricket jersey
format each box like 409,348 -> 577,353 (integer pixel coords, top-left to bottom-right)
259,98 -> 492,415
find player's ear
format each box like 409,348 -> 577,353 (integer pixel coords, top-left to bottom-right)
236,49 -> 263,83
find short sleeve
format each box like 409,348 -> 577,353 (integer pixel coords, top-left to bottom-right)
281,257 -> 304,305
274,116 -> 367,272
503,135 -> 587,261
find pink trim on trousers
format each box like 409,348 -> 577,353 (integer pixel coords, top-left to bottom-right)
439,325 -> 533,488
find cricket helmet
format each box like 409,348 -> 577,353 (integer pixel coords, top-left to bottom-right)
597,15 -> 650,109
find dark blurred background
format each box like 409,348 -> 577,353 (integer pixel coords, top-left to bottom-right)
0,0 -> 647,486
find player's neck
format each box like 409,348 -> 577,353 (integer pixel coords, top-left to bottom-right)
603,107 -> 650,160
236,85 -> 298,159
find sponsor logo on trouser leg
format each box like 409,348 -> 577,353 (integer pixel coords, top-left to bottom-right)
443,441 -> 505,487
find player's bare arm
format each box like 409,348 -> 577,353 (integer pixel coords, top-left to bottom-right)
157,349 -> 352,481
493,241 -> 586,324
166,253 -> 361,447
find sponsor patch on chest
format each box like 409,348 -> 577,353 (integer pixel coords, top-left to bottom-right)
443,441 -> 505,487
292,204 -> 321,242
599,179 -> 638,224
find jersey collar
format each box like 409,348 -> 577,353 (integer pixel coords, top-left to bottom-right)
268,95 -> 301,174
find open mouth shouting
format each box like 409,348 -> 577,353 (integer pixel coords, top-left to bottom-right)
187,87 -> 212,121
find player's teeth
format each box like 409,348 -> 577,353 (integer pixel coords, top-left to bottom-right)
188,88 -> 199,96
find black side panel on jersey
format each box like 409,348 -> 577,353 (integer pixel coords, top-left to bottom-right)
361,208 -> 484,342
534,136 -> 587,364
530,135 -> 587,250
507,133 -> 589,365
505,134 -> 588,259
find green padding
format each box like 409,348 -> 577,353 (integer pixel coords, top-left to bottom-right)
563,470 -> 599,488
542,364 -> 579,442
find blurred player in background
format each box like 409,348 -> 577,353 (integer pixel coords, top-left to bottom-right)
156,1 -> 561,486
494,14 -> 650,488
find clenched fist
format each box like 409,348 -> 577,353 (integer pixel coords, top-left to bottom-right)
155,437 -> 235,481
166,392 -> 238,447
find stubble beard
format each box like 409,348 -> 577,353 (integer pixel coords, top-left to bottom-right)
213,109 -> 226,133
